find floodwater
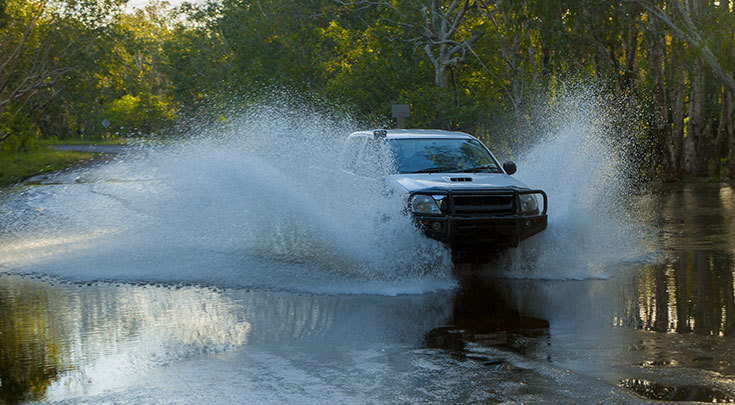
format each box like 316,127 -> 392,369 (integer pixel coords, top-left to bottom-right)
2,168 -> 735,403
1,103 -> 735,403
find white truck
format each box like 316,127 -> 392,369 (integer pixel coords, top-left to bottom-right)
343,129 -> 547,254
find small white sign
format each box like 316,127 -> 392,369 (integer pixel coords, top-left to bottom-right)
391,104 -> 410,118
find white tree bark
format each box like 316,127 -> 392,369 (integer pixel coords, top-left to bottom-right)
634,0 -> 735,96
419,0 -> 482,88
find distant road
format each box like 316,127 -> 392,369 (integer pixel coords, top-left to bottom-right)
53,144 -> 130,154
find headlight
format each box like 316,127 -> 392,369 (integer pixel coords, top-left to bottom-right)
410,194 -> 442,214
519,194 -> 539,215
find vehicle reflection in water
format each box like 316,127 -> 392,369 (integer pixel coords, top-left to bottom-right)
425,182 -> 735,402
425,275 -> 549,356
486,182 -> 735,339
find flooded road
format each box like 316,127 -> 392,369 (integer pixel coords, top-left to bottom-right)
2,173 -> 735,403
2,115 -> 735,404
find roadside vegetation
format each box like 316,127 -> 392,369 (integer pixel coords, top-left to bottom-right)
40,138 -> 128,146
0,148 -> 95,186
1,0 -> 734,182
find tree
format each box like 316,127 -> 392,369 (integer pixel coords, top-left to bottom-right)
0,0 -> 64,145
635,0 -> 735,177
474,0 -> 542,142
0,0 -> 129,147
644,5 -> 673,178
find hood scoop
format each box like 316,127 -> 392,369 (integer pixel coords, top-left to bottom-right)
446,176 -> 473,182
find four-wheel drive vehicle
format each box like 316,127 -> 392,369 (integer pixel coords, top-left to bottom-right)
343,129 -> 547,252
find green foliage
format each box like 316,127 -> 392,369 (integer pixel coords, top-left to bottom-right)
103,93 -> 177,136
0,0 -> 734,179
0,112 -> 41,154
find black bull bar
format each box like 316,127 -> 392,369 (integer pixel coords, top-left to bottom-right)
411,188 -> 548,249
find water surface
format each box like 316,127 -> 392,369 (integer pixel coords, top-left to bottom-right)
2,107 -> 735,403
1,181 -> 734,403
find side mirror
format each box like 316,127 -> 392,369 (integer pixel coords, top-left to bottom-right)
503,161 -> 517,175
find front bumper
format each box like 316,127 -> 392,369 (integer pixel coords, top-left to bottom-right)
411,188 -> 548,250
415,213 -> 547,249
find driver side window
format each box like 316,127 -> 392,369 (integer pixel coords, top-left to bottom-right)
342,136 -> 391,178
342,136 -> 367,174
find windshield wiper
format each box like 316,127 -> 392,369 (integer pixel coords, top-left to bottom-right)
410,166 -> 458,174
448,165 -> 501,173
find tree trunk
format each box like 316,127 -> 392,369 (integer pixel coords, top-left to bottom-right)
646,15 -> 672,179
671,53 -> 685,179
420,0 -> 479,91
722,254 -> 735,336
675,253 -> 690,333
653,264 -> 669,332
436,62 -> 449,89
621,14 -> 640,94
687,60 -> 706,175
593,50 -> 605,81
694,250 -> 710,334
728,92 -> 735,179
715,87 -> 728,178
541,46 -> 551,79
686,0 -> 709,176
529,45 -> 541,106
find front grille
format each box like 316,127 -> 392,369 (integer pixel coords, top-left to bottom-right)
449,192 -> 516,216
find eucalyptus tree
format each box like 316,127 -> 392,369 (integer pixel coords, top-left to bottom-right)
348,0 -> 486,129
0,0 -> 128,148
643,1 -> 674,178
635,0 -> 735,177
472,0 -> 543,142
0,0 -> 58,146
364,0 -> 484,91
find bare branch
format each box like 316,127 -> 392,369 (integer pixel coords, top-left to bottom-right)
630,0 -> 735,96
446,0 -> 470,39
0,2 -> 48,96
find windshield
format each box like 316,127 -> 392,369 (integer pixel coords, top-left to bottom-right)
389,138 -> 502,174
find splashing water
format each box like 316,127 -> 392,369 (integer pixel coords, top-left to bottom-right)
0,104 -> 453,295
0,88 -> 648,289
494,85 -> 649,279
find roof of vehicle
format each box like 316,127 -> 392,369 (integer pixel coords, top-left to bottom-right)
348,129 -> 476,140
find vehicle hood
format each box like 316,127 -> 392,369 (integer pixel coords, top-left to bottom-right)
386,173 -> 531,193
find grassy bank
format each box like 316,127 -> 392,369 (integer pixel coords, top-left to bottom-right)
0,148 -> 96,186
41,137 -> 129,146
